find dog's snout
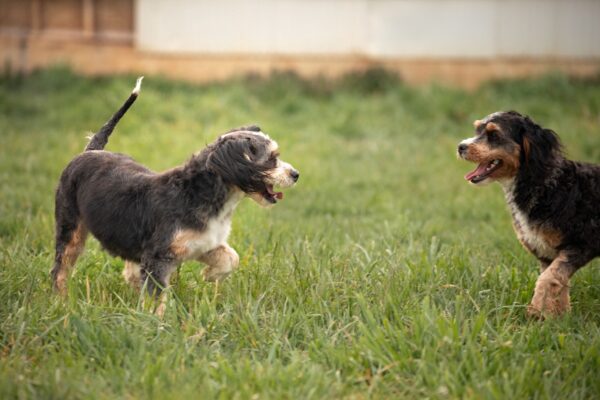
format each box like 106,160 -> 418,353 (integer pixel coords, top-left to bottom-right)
290,169 -> 300,182
458,143 -> 468,154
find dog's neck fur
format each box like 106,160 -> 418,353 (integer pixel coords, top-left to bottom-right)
502,155 -> 564,214
176,147 -> 243,223
500,155 -> 566,229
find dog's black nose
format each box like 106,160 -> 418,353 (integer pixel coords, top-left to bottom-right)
290,170 -> 300,182
458,143 -> 468,154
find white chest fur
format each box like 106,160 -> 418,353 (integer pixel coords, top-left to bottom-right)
170,191 -> 243,260
501,180 -> 558,261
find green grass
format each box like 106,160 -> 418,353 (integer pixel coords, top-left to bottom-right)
1,67 -> 600,399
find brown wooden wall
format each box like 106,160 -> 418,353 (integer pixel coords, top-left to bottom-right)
0,0 -> 133,42
0,0 -> 598,88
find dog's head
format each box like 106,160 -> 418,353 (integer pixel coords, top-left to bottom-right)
457,111 -> 562,185
207,126 -> 299,206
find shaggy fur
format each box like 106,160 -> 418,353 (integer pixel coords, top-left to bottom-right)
458,111 -> 600,317
51,78 -> 299,310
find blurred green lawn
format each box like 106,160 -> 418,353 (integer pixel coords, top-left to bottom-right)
1,67 -> 599,399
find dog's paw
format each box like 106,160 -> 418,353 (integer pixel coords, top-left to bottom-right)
202,268 -> 231,283
526,301 -> 569,319
526,304 -> 546,320
527,271 -> 571,319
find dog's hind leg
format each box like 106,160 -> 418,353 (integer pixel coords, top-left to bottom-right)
51,221 -> 88,295
51,183 -> 89,294
199,244 -> 239,283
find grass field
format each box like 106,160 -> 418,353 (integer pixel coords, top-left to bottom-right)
1,67 -> 599,399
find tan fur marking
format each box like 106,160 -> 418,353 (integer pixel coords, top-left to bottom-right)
268,140 -> 279,153
485,122 -> 500,132
169,229 -> 204,259
55,223 -> 88,294
155,295 -> 167,318
464,143 -> 520,180
522,137 -> 531,162
512,221 -> 562,259
538,227 -> 563,249
473,120 -> 482,129
123,261 -> 141,290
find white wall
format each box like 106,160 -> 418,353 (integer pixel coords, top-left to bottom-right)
137,0 -> 600,58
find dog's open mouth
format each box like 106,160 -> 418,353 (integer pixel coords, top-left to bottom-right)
465,159 -> 502,183
263,184 -> 283,204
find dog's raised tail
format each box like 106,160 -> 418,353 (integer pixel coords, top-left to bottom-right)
85,76 -> 143,151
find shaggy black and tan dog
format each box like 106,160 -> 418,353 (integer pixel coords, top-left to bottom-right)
458,111 -> 599,317
51,78 -> 299,312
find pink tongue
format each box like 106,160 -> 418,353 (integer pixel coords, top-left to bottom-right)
267,185 -> 284,199
464,163 -> 489,181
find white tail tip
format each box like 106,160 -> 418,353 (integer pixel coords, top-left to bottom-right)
132,76 -> 144,95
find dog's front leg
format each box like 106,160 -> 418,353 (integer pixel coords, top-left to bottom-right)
123,261 -> 142,290
198,244 -> 239,282
140,255 -> 177,317
527,250 -> 589,318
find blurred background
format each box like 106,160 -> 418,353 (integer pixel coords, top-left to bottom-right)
1,0 -> 599,88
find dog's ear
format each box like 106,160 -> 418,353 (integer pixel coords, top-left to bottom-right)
515,115 -> 562,172
207,137 -> 269,193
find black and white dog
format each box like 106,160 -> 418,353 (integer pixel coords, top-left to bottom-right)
51,78 -> 299,311
458,111 -> 600,317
